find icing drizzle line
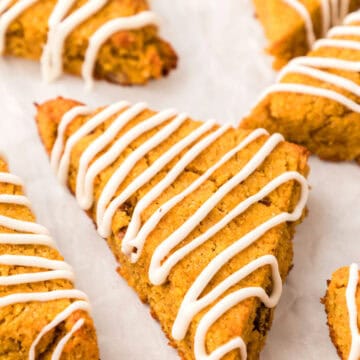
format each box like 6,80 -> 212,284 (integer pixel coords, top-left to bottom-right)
254,10 -> 360,114
0,1 -> 158,88
51,101 -> 309,359
282,0 -> 351,47
0,171 -> 91,359
346,263 -> 360,360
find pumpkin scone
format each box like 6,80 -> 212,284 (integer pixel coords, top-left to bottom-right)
35,97 -> 310,359
241,10 -> 360,164
0,0 -> 177,87
253,0 -> 360,69
0,155 -> 99,359
323,264 -> 360,360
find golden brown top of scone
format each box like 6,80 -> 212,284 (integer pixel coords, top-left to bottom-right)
36,97 -> 309,360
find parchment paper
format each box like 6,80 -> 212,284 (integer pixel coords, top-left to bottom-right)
0,1 -> 359,358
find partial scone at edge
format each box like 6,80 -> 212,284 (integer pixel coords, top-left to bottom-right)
252,0 -> 360,69
242,9 -> 360,164
36,97 -> 310,360
3,0 -> 177,86
0,157 -> 99,359
252,0 -> 321,69
323,266 -> 360,360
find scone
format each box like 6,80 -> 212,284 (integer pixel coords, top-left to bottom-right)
35,97 -> 310,360
0,0 -> 177,87
323,264 -> 360,360
253,0 -> 360,69
241,10 -> 360,164
0,155 -> 99,359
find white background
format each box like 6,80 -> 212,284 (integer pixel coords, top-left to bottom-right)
0,0 -> 359,359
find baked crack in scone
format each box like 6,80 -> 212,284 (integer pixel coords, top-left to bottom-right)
323,264 -> 360,360
0,0 -> 177,87
242,9 -> 360,164
253,0 -> 360,68
0,155 -> 99,359
36,97 -> 310,360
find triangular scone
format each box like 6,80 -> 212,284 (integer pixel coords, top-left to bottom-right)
36,97 -> 309,360
0,0 -> 177,87
323,264 -> 360,359
253,0 -> 360,69
0,156 -> 99,359
242,10 -> 360,164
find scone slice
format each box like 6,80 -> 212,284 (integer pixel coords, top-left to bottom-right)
36,97 -> 310,360
324,264 -> 360,360
0,156 -> 99,359
253,0 -> 360,68
242,9 -> 360,164
0,0 -> 177,86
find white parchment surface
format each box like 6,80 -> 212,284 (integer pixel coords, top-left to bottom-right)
0,1 -> 359,359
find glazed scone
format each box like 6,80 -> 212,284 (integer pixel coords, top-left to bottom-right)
0,0 -> 177,87
253,0 -> 360,69
36,97 -> 310,359
242,9 -> 360,164
323,264 -> 360,360
0,156 -> 99,359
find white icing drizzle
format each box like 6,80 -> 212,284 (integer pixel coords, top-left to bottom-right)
340,0 -> 352,21
278,61 -> 360,98
260,83 -> 360,112
321,0 -> 332,36
314,23 -> 360,51
53,101 -> 131,185
96,118 -> 216,239
41,0 -> 108,82
345,10 -> 360,24
0,172 -> 23,185
29,300 -> 90,360
83,10 -> 159,90
193,255 -> 281,360
0,1 -> 158,86
346,263 -> 360,360
254,10 -> 360,114
147,135 -> 298,284
51,105 -> 93,176
328,25 -> 360,36
123,123 -> 244,259
313,38 -> 360,51
92,109 -> 190,233
331,0 -> 349,28
282,0 -> 351,47
51,318 -> 85,360
0,171 -> 92,358
283,0 -> 316,46
0,0 -> 12,15
52,101 -> 309,359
